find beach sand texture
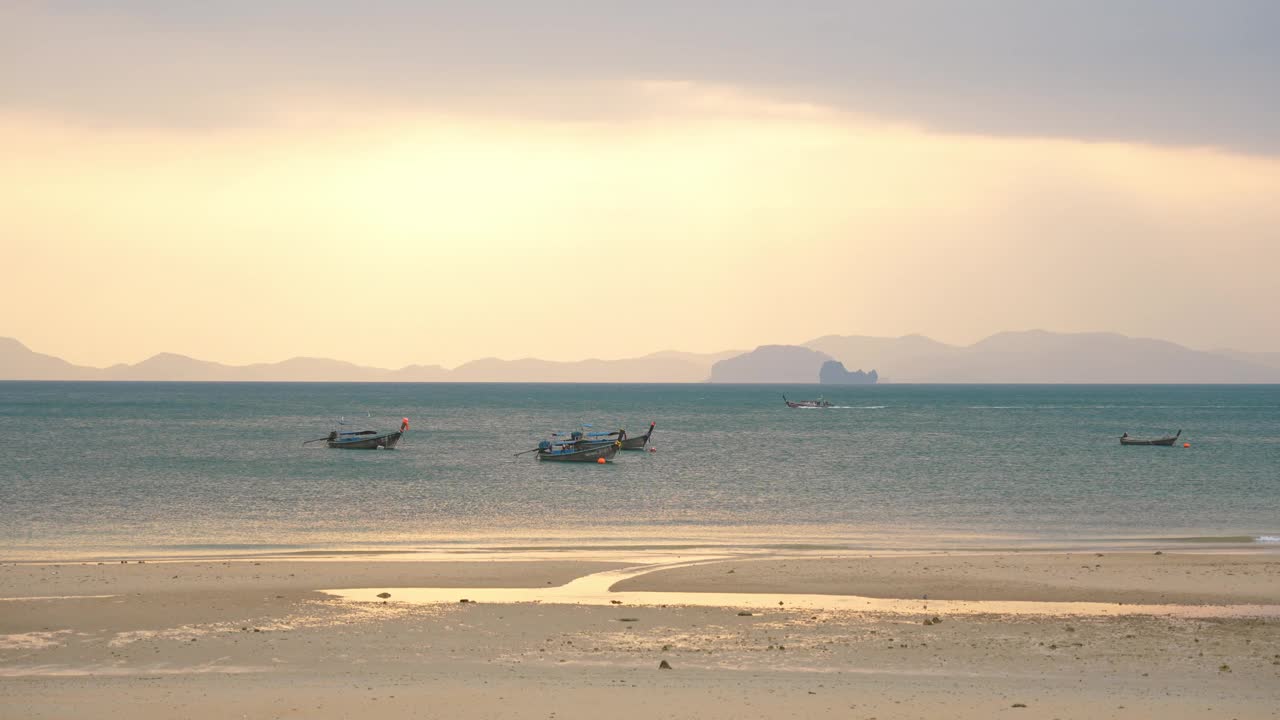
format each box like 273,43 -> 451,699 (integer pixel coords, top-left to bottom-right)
2,553 -> 1278,719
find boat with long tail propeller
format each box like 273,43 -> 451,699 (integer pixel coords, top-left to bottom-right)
550,422 -> 656,451
529,439 -> 621,463
783,395 -> 833,409
1119,429 -> 1181,446
304,417 -> 409,449
620,421 -> 656,450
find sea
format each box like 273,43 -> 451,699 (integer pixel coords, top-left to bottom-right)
1,382 -> 1277,561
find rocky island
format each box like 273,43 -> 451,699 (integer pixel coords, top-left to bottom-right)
819,360 -> 878,384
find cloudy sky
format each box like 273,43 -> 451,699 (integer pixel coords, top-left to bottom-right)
3,1 -> 1278,368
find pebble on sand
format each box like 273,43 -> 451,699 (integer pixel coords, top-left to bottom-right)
376,592 -> 391,599
658,660 -> 672,670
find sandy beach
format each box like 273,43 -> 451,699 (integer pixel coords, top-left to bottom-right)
2,551 -> 1278,719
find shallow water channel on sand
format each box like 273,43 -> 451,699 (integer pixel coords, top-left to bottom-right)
323,556 -> 1280,620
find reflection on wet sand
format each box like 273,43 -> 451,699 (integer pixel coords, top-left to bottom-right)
323,556 -> 1280,619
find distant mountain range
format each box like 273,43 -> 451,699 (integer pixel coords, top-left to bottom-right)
3,332 -> 1280,383
0,337 -> 738,383
804,331 -> 1280,383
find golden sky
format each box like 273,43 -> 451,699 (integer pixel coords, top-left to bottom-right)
3,4 -> 1279,368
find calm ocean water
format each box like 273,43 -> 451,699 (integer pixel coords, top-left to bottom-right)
1,382 -> 1278,560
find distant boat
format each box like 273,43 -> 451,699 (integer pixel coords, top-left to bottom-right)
305,418 -> 409,449
535,440 -> 621,463
620,421 -> 656,450
783,395 -> 833,409
1119,429 -> 1181,446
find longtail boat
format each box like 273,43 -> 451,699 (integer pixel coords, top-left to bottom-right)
553,428 -> 620,449
620,421 -> 656,450
1119,429 -> 1181,446
783,395 -> 833,409
304,418 -> 409,449
535,440 -> 621,463
551,422 -> 656,451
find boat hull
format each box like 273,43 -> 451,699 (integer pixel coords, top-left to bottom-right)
327,431 -> 403,449
537,442 -> 620,462
619,422 -> 655,450
783,394 -> 834,407
1120,430 -> 1181,446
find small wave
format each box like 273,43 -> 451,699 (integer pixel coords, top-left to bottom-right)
1257,536 -> 1280,544
967,406 -> 1024,410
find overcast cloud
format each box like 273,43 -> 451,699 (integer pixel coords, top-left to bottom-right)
4,1 -> 1278,153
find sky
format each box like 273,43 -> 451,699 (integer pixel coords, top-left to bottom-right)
3,1 -> 1279,369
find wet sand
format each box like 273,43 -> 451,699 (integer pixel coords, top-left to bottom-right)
2,552 -> 1278,719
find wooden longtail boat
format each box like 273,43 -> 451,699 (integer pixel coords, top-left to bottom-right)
325,430 -> 404,449
536,440 -> 620,463
783,395 -> 833,409
554,429 -> 618,449
552,422 -> 656,451
304,418 -> 409,450
1119,429 -> 1181,446
620,421 -> 656,450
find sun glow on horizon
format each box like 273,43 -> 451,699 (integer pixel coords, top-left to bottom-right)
4,81 -> 1279,368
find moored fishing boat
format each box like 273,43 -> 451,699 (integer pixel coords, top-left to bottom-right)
1119,429 -> 1181,446
553,428 -> 622,450
619,421 -> 656,450
783,395 -> 833,408
304,418 -> 409,449
325,430 -> 404,449
551,422 -> 654,451
535,440 -> 621,462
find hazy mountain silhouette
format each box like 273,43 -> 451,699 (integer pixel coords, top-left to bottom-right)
805,334 -> 960,380
451,350 -> 738,383
101,353 -> 241,381
0,338 -> 734,382
806,330 -> 1280,383
0,338 -> 98,380
819,361 -> 878,385
3,333 -> 1278,383
708,345 -> 833,383
1214,349 -> 1280,372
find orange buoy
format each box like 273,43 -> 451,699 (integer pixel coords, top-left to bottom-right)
1183,442 -> 1190,448
597,457 -> 606,464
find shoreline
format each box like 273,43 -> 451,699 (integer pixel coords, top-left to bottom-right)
6,532 -> 1279,565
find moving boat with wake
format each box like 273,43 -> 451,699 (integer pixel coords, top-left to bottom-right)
783,395 -> 833,409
